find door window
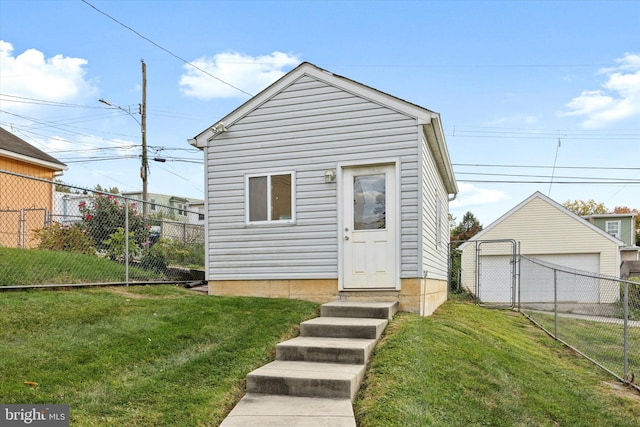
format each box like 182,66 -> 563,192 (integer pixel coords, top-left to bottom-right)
353,174 -> 386,230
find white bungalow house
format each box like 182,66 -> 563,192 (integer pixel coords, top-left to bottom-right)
188,62 -> 458,315
459,192 -> 624,304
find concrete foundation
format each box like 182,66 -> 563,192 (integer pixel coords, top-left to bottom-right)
208,278 -> 448,316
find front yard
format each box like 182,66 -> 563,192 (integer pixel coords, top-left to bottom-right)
0,286 -> 318,425
1,287 -> 639,426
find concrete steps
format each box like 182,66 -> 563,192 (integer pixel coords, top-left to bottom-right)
300,317 -> 388,340
276,337 -> 376,364
220,300 -> 398,426
321,300 -> 398,320
246,360 -> 366,399
220,394 -> 356,427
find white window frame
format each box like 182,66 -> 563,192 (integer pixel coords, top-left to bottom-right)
245,171 -> 296,225
605,220 -> 621,239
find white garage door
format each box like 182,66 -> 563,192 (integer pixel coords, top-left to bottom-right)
531,254 -> 599,274
521,253 -> 600,303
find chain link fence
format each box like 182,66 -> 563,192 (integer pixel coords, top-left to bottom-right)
519,255 -> 639,390
453,239 -> 639,389
1,170 -> 205,287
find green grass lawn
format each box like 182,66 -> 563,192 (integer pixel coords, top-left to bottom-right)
0,286 -> 319,426
0,247 -> 164,286
355,299 -> 640,426
521,309 -> 640,387
2,287 -> 639,426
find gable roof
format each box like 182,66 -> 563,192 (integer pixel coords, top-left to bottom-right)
0,127 -> 66,171
459,191 -> 624,249
189,62 -> 457,195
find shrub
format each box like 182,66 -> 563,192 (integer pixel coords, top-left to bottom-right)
78,195 -> 146,249
103,227 -> 140,262
33,223 -> 95,254
139,240 -> 169,273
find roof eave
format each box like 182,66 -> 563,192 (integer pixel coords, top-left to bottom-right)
421,115 -> 458,196
0,149 -> 67,172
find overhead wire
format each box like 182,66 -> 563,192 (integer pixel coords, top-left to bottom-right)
457,180 -> 640,185
80,0 -> 254,97
2,14 -> 637,195
453,163 -> 640,171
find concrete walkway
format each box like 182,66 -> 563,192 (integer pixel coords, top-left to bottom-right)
220,300 -> 398,426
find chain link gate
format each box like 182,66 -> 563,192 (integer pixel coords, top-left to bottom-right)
452,239 -> 519,308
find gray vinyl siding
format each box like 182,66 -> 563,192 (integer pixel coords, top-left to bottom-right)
207,75 -> 422,280
420,135 -> 449,280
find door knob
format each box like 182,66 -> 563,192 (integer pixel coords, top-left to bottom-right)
344,236 -> 350,240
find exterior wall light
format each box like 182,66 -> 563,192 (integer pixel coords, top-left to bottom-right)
324,169 -> 336,183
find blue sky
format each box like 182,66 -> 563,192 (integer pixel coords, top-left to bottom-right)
1,0 -> 638,227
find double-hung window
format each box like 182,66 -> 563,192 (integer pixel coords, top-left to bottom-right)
246,172 -> 295,224
605,220 -> 621,239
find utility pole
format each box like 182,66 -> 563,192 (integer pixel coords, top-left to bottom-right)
141,59 -> 148,219
99,60 -> 148,218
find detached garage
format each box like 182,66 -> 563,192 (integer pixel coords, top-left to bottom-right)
460,192 -> 623,304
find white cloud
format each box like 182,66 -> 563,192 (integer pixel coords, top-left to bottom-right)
0,40 -> 97,103
559,53 -> 640,128
450,182 -> 508,209
179,51 -> 300,99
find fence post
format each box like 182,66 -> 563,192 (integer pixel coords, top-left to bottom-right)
554,269 -> 558,337
19,209 -> 25,248
624,280 -> 629,382
125,198 -> 129,286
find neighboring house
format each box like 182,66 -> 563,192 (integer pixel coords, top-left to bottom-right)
583,213 -> 639,262
583,212 -> 640,279
54,192 -> 91,225
459,192 -> 623,304
121,192 -> 204,224
0,127 -> 66,248
189,62 -> 458,315
120,192 -> 205,243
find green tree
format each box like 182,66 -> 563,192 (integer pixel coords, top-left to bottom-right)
450,211 -> 483,244
94,184 -> 120,194
563,199 -> 607,216
54,179 -> 71,193
449,212 -> 483,293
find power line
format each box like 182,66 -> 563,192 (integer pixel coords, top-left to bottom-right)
445,126 -> 640,141
447,133 -> 639,141
455,172 -> 640,182
0,94 -> 103,109
330,63 -> 615,69
61,155 -> 139,163
453,163 -> 640,171
80,0 -> 253,97
457,179 -> 640,185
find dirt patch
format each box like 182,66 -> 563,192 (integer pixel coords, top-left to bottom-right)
106,286 -> 182,300
602,381 -> 640,403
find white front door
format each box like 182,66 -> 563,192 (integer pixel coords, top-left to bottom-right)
342,164 -> 397,289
